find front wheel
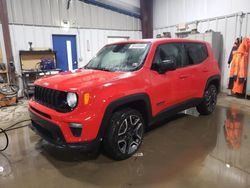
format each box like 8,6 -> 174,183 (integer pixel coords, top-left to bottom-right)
103,108 -> 144,160
197,85 -> 217,115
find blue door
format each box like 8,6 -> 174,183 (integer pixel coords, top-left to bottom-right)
52,35 -> 78,71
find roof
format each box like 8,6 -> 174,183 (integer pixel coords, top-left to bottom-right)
110,38 -> 208,45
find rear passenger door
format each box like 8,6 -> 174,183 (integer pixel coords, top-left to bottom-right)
175,43 -> 199,101
183,42 -> 209,97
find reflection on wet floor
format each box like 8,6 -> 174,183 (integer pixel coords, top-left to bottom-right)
0,96 -> 250,188
224,105 -> 243,150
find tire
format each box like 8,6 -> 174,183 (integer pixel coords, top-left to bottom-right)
197,84 -> 217,115
103,108 -> 144,160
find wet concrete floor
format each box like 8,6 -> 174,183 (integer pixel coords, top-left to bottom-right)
0,95 -> 250,188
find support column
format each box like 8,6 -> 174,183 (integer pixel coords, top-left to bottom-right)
140,0 -> 153,39
0,0 -> 13,65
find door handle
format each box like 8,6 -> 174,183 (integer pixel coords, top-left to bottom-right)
179,75 -> 190,79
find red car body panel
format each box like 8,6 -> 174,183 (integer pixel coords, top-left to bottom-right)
29,38 -> 220,146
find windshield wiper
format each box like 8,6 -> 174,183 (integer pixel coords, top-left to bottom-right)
84,67 -> 113,72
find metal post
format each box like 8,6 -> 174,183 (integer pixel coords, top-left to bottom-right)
140,0 -> 153,38
0,0 -> 13,83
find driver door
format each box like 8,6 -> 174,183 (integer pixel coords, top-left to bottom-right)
149,42 -> 186,115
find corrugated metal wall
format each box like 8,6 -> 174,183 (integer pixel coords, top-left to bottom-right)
154,13 -> 250,92
154,0 -> 250,28
0,24 -> 7,64
7,0 -> 141,31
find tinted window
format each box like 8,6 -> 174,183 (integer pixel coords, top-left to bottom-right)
152,43 -> 185,70
184,43 -> 208,65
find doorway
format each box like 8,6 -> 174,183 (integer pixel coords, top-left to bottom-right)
52,35 -> 77,71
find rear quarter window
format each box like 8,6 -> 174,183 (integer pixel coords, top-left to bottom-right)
184,43 -> 208,65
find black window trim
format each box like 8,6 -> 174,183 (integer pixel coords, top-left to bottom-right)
183,42 -> 209,67
151,42 -> 185,71
151,41 -> 209,72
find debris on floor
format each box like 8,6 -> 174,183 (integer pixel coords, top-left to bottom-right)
0,100 -> 29,130
133,152 -> 144,157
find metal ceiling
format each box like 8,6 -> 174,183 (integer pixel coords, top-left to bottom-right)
79,0 -> 141,18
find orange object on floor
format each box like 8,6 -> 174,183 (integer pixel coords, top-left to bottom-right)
0,93 -> 17,107
0,83 -> 18,107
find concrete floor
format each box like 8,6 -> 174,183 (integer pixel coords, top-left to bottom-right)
0,95 -> 250,188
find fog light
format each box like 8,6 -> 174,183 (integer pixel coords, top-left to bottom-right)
69,123 -> 82,137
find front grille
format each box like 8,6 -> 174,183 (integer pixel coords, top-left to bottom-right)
31,120 -> 65,145
30,106 -> 51,119
30,110 -> 66,145
34,85 -> 71,113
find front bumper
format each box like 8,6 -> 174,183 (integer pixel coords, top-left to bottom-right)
29,110 -> 100,151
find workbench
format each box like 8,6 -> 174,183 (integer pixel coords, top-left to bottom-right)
22,69 -> 62,98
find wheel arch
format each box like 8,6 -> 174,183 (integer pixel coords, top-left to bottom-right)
97,93 -> 152,140
205,75 -> 221,93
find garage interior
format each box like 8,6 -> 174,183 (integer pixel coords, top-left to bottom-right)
0,0 -> 250,187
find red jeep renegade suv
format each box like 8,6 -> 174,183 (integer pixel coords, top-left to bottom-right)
29,38 -> 220,160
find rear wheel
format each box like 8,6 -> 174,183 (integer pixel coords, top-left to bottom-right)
103,108 -> 144,160
197,84 -> 217,115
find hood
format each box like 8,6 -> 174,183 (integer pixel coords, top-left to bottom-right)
35,69 -> 132,91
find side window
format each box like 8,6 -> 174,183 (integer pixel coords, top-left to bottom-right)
152,43 -> 185,70
184,43 -> 208,65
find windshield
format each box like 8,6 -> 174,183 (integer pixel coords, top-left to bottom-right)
85,42 -> 151,72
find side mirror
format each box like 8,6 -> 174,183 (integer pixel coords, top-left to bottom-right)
157,58 -> 177,74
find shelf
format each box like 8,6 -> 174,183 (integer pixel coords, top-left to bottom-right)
0,70 -> 7,74
20,50 -> 56,70
19,50 -> 56,56
22,68 -> 61,74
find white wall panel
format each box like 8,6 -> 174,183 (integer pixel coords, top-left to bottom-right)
50,0 -> 61,26
22,0 -> 33,24
154,0 -> 250,29
8,0 -> 24,24
68,0 -> 77,27
33,0 -> 44,25
6,0 -> 141,31
40,0 -> 52,25
0,24 -> 7,64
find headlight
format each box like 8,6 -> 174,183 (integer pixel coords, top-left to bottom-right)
67,92 -> 78,108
